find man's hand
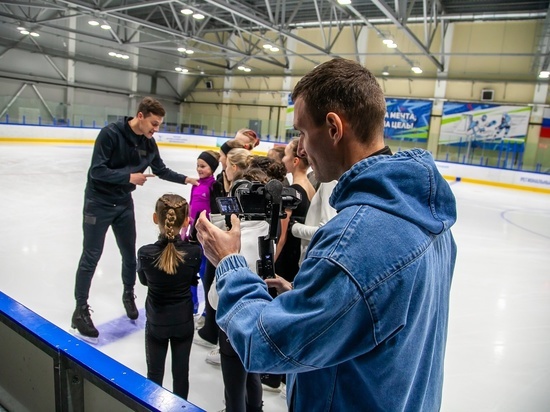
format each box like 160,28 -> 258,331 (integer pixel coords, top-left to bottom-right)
265,275 -> 293,294
130,173 -> 155,186
185,176 -> 200,186
196,211 -> 241,266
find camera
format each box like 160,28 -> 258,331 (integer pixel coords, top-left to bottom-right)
218,179 -> 301,220
217,179 -> 302,280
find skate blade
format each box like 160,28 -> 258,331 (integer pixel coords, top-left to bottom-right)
70,327 -> 99,344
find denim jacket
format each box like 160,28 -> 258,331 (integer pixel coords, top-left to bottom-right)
215,149 -> 457,411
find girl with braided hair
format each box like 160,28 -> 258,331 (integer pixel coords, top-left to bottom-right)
137,194 -> 202,399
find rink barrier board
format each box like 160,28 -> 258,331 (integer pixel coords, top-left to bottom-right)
0,127 -> 548,194
0,291 -> 204,412
442,175 -> 550,194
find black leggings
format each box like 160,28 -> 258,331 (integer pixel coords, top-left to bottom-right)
145,321 -> 194,399
219,329 -> 263,412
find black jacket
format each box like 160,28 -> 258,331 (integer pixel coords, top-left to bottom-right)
137,236 -> 202,326
85,116 -> 188,203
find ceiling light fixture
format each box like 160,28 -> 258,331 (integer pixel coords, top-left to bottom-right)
100,24 -> 111,30
411,66 -> 423,74
30,32 -> 39,37
20,30 -> 30,35
192,13 -> 205,20
108,51 -> 129,59
88,20 -> 99,26
263,44 -> 279,52
538,70 -> 550,78
181,8 -> 193,15
337,0 -> 352,5
382,67 -> 390,76
185,49 -> 194,54
177,47 -> 186,52
175,67 -> 189,73
382,39 -> 393,45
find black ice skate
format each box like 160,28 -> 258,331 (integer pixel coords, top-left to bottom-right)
123,290 -> 139,320
71,304 -> 99,340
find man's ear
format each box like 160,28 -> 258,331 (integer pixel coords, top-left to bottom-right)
326,112 -> 344,145
153,212 -> 159,224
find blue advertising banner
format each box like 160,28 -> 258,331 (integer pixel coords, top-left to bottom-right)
384,99 -> 433,142
440,102 -> 531,145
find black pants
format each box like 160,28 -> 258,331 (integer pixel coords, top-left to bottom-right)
74,196 -> 136,305
219,330 -> 263,412
145,321 -> 194,399
197,259 -> 218,344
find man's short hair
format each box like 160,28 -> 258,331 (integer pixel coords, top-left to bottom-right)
291,58 -> 386,143
137,97 -> 166,118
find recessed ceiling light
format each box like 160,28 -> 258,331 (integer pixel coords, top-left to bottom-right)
244,67 -> 251,72
100,24 -> 111,30
185,49 -> 194,54
193,13 -> 205,20
238,66 -> 246,70
20,30 -> 30,35
17,26 -> 26,31
263,44 -> 273,49
270,47 -> 279,52
177,47 -> 186,52
88,20 -> 100,26
30,32 -> 39,37
181,9 -> 193,15
411,66 -> 423,74
387,43 -> 398,48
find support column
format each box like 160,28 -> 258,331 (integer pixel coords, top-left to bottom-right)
428,22 -> 454,156
128,29 -> 139,116
524,82 -> 549,167
65,16 -> 77,125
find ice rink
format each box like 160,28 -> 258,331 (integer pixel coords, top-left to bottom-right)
0,142 -> 549,412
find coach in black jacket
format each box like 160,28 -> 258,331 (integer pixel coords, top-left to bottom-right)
71,96 -> 198,339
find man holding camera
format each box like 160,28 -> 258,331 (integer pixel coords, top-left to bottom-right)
196,58 -> 457,410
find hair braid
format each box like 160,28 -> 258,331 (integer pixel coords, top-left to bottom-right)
154,194 -> 189,275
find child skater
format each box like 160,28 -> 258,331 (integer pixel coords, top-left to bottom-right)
187,150 -> 220,321
137,194 -> 202,399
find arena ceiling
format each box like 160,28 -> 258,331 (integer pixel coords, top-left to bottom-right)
0,0 -> 549,87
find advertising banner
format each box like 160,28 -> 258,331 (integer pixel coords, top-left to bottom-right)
384,99 -> 433,142
540,107 -> 550,138
440,102 -> 531,145
285,94 -> 294,130
285,97 -> 433,142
